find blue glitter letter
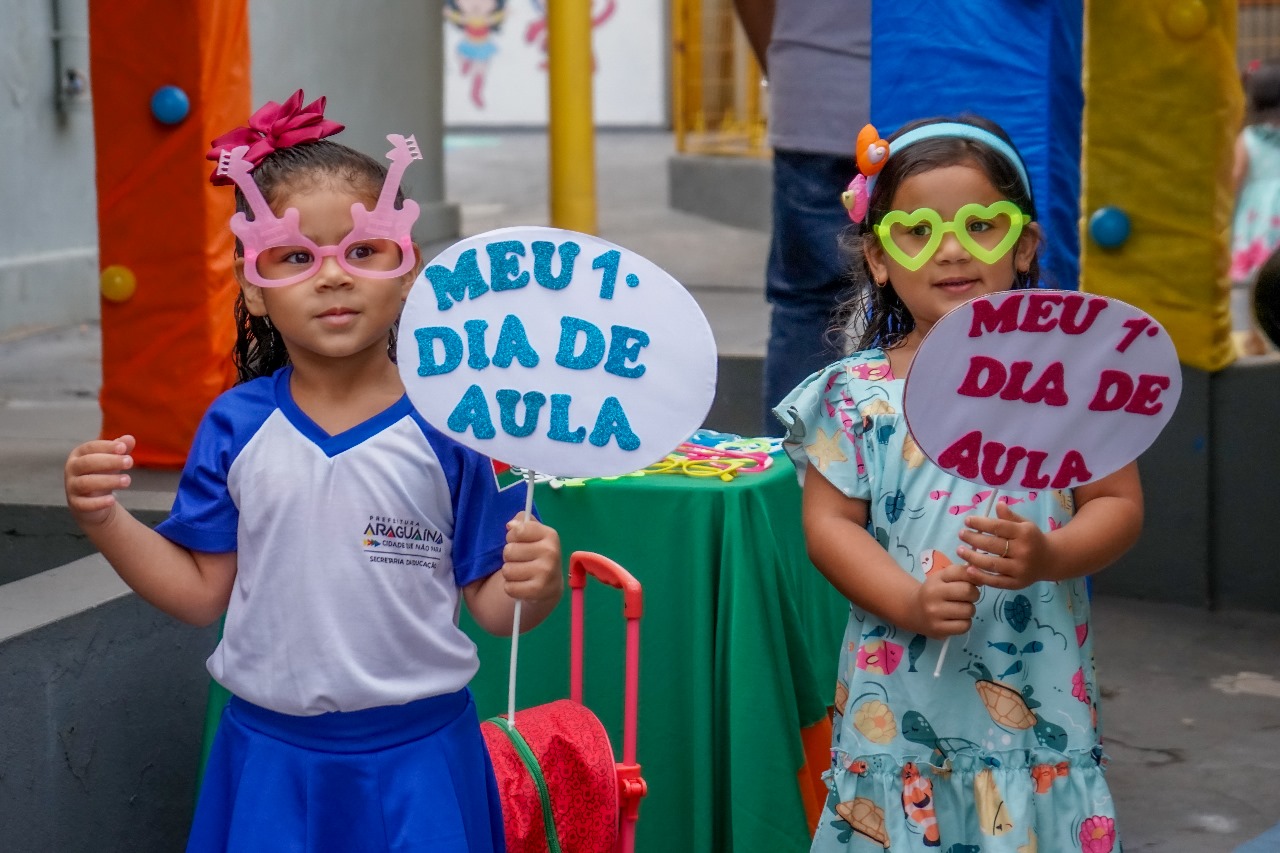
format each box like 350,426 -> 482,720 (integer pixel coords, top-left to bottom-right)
463,319 -> 490,370
589,397 -> 641,450
425,248 -> 489,311
492,314 -> 540,368
414,326 -> 463,376
487,240 -> 530,292
447,384 -> 497,439
532,240 -> 580,290
547,394 -> 586,444
592,249 -> 621,299
604,325 -> 650,379
496,389 -> 547,437
555,316 -> 606,370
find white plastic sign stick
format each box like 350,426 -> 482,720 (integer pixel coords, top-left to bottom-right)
933,488 -> 997,678
507,469 -> 538,724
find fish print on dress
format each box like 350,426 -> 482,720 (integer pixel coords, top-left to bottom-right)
902,762 -> 941,847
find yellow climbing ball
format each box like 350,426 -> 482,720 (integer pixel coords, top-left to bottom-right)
1164,0 -> 1209,40
100,264 -> 137,303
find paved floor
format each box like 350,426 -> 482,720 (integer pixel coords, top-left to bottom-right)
4,130 -> 1280,851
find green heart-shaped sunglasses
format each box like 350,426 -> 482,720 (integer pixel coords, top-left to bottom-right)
872,200 -> 1032,272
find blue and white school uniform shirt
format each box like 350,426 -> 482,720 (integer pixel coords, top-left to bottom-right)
155,367 -> 527,717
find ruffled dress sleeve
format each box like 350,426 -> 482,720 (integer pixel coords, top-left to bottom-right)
772,349 -> 895,501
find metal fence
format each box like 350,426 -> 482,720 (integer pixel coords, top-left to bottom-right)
671,0 -> 768,157
1242,0 -> 1280,67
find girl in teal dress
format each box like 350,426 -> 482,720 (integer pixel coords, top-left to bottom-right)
1231,63 -> 1280,353
776,116 -> 1144,852
1232,63 -> 1280,287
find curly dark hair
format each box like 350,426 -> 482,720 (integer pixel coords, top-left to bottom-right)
1246,62 -> 1280,124
832,114 -> 1042,355
1254,246 -> 1280,349
229,140 -> 408,384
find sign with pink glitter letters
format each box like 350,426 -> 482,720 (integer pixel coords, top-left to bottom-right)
903,290 -> 1181,491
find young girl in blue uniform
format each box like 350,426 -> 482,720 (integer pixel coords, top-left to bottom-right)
63,91 -> 562,853
776,116 -> 1143,852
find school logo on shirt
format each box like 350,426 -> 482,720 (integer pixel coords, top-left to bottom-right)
491,459 -> 525,491
361,515 -> 444,570
363,518 -> 440,544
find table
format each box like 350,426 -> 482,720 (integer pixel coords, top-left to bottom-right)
200,456 -> 849,853
468,458 -> 849,853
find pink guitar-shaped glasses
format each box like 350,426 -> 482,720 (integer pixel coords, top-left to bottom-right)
216,133 -> 423,287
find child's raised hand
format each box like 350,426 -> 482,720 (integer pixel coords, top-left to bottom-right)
957,501 -> 1048,590
64,435 -> 136,526
912,561 -> 980,638
500,512 -> 563,603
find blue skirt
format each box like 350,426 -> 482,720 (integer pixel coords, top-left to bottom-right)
188,689 -> 505,853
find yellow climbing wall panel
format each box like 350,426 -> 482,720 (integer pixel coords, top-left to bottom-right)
1082,0 -> 1244,371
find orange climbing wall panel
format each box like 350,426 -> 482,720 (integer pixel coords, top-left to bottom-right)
89,0 -> 250,466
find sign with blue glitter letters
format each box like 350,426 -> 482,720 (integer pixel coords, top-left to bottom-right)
397,226 -> 718,478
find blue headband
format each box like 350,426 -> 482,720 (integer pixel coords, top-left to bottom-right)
866,122 -> 1032,197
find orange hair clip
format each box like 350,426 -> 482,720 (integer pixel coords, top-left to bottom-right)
855,124 -> 889,177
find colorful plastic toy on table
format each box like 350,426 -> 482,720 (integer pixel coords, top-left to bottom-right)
647,442 -> 771,481
545,430 -> 785,487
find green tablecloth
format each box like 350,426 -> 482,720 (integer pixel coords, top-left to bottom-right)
200,457 -> 848,852
468,459 -> 848,853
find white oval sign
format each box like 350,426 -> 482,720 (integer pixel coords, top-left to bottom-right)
397,226 -> 718,478
903,290 -> 1181,491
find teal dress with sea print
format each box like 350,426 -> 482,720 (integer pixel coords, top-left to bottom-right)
775,349 -> 1120,853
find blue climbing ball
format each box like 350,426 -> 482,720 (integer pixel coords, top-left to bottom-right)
1088,206 -> 1131,249
150,86 -> 190,125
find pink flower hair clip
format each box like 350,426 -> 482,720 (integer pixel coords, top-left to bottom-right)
205,89 -> 345,185
842,174 -> 869,224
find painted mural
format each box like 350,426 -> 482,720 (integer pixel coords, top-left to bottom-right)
443,0 -> 663,127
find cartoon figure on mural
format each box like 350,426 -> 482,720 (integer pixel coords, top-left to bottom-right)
524,0 -> 618,70
444,0 -> 508,109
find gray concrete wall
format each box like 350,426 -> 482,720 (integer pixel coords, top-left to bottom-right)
0,0 -> 456,339
704,354 -> 765,437
1093,365 -> 1213,607
0,504 -> 104,585
248,0 -> 457,245
1209,356 -> 1280,610
0,0 -> 99,336
0,554 -> 219,853
668,153 -> 772,232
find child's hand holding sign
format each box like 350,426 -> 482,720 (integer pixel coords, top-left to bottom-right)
904,290 -> 1174,650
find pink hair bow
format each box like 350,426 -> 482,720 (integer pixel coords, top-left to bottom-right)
205,89 -> 345,185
